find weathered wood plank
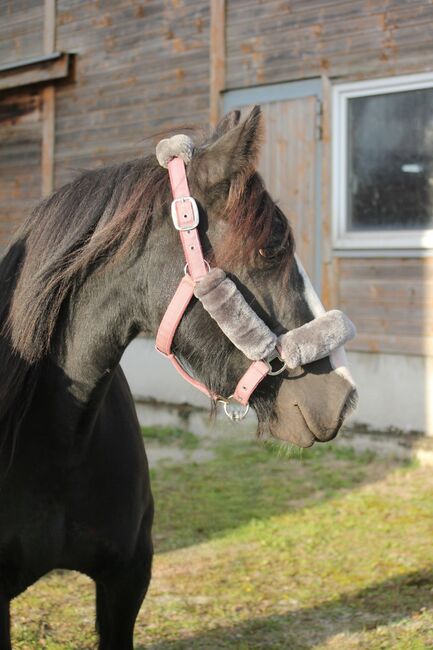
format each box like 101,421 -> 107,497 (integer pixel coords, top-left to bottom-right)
40,0 -> 56,197
0,91 -> 42,250
339,257 -> 433,355
347,333 -> 433,356
0,1 -> 44,65
0,54 -> 69,92
210,0 -> 225,127
51,0 -> 210,178
226,0 -> 433,87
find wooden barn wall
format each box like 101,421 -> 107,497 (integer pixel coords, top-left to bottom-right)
54,0 -> 210,187
0,1 -> 45,66
0,90 -> 42,248
339,258 -> 433,356
225,0 -> 433,88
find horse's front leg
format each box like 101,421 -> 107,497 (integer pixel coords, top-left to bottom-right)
95,515 -> 153,650
0,594 -> 11,650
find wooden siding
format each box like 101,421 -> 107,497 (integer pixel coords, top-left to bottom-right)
339,257 -> 433,356
0,90 -> 42,249
0,54 -> 70,92
54,0 -> 210,186
0,1 -> 45,66
226,0 -> 433,88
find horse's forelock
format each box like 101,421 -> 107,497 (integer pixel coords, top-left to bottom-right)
212,172 -> 295,271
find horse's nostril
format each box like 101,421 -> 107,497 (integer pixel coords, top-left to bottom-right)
341,387 -> 358,421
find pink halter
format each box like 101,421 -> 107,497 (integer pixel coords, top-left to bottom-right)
155,157 -> 273,420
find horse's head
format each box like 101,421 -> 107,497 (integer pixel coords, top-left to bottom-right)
148,107 -> 357,448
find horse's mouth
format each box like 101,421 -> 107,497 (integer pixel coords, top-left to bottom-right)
269,403 -> 317,448
269,387 -> 358,449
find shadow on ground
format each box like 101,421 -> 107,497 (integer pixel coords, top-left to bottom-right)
141,567 -> 433,649
151,441 -> 403,553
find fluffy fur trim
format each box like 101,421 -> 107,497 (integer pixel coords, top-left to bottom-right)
279,310 -> 356,369
156,134 -> 194,168
194,268 -> 277,361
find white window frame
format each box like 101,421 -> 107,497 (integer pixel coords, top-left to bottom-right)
332,71 -> 433,251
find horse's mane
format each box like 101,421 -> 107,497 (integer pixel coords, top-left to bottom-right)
7,156 -> 168,364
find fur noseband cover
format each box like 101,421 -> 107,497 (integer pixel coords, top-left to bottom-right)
194,268 -> 277,361
278,310 -> 356,369
194,268 -> 356,367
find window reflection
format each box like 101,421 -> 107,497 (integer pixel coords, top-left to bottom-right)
347,88 -> 433,231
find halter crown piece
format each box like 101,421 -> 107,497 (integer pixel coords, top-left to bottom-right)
155,135 -> 356,421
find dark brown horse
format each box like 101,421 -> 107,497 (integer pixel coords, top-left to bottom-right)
0,108 -> 356,649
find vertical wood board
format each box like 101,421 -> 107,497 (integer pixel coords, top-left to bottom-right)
236,97 -> 318,281
210,0 -> 226,127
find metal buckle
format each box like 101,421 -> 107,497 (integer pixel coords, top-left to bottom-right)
171,196 -> 200,231
184,260 -> 211,276
266,350 -> 286,376
219,395 -> 250,422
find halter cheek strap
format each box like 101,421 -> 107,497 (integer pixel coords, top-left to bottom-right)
155,157 -> 270,414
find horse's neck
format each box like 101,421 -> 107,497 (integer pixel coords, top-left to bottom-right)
55,262 -> 143,406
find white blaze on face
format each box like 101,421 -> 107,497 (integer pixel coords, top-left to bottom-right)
294,254 -> 356,390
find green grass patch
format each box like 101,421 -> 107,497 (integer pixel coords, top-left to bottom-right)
10,435 -> 433,649
141,425 -> 199,449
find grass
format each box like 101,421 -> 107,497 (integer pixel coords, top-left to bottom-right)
10,430 -> 433,649
141,425 -> 199,450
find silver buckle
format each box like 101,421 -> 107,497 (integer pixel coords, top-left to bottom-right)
266,350 -> 286,376
171,196 -> 200,231
219,395 -> 250,422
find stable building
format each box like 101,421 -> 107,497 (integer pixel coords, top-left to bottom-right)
1,0 -> 433,435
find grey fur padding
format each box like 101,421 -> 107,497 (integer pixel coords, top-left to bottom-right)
279,310 -> 356,369
156,134 -> 194,168
194,268 -> 277,361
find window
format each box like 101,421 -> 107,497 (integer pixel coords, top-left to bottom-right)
333,72 -> 433,250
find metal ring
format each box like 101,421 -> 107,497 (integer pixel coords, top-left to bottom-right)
266,351 -> 287,376
220,395 -> 250,422
184,260 -> 211,276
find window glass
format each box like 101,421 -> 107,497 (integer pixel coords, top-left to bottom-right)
347,87 -> 433,231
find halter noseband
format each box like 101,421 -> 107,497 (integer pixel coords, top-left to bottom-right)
155,141 -> 355,421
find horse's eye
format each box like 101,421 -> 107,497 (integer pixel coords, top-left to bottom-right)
259,245 -> 282,260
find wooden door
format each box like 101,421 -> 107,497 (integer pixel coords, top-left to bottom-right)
224,90 -> 321,285
257,97 -> 319,282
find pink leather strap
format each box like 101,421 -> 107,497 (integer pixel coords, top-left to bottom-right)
168,157 -> 190,198
168,158 -> 207,280
233,360 -> 270,405
169,354 -> 217,399
156,274 -> 195,356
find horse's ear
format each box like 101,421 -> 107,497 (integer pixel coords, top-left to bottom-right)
195,106 -> 262,185
212,110 -> 241,140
